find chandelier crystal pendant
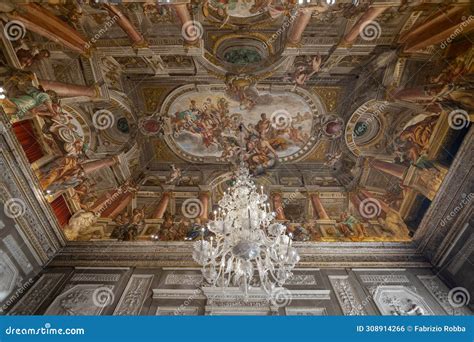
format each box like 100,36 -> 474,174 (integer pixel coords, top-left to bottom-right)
192,163 -> 300,299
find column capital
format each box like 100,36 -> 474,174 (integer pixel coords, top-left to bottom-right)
161,185 -> 175,192
198,185 -> 212,192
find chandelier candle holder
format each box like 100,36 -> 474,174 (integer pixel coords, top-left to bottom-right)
193,164 -> 300,301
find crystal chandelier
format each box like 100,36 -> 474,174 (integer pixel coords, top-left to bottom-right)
192,164 -> 300,298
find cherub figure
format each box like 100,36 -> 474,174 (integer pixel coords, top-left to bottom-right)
16,48 -> 50,69
166,164 -> 182,184
125,208 -> 146,241
285,55 -> 322,89
324,151 -> 343,167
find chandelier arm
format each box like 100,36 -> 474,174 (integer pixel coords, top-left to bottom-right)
213,249 -> 231,285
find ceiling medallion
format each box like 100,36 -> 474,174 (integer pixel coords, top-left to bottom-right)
193,163 -> 300,300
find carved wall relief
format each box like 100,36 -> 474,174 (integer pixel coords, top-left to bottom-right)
114,275 -> 153,316
70,273 -> 122,282
329,276 -> 367,316
164,273 -> 202,286
9,273 -> 65,315
45,284 -> 115,315
372,285 -> 434,316
3,235 -> 34,274
285,307 -> 327,316
418,276 -> 471,316
0,250 -> 20,302
156,306 -> 199,316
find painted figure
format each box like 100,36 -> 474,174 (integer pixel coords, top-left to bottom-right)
63,210 -> 105,241
337,211 -> 366,239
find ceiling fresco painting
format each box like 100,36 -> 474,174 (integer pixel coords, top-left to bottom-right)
161,84 -> 332,168
0,0 -> 471,246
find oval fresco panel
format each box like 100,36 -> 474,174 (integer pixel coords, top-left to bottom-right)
162,84 -> 325,165
209,0 -> 265,18
207,0 -> 288,19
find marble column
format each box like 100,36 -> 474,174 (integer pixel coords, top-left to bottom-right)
399,8 -> 456,43
152,192 -> 171,219
102,192 -> 134,219
405,16 -> 474,52
81,156 -> 119,175
287,8 -> 314,46
39,80 -> 99,98
341,6 -> 389,46
91,189 -> 118,214
103,4 -> 148,48
369,159 -> 407,180
8,3 -> 89,55
173,3 -> 198,44
198,192 -> 210,221
400,6 -> 470,50
310,193 -> 330,220
272,192 -> 286,221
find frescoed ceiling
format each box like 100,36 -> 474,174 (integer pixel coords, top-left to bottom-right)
0,0 -> 472,246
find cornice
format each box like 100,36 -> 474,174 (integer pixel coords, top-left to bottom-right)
50,240 -> 428,268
